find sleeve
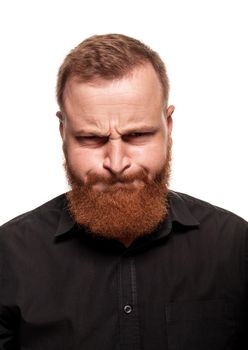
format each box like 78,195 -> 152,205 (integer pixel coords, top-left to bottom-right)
243,223 -> 248,348
0,229 -> 20,350
0,306 -> 20,350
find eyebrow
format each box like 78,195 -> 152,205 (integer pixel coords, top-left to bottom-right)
121,126 -> 158,134
74,129 -> 109,137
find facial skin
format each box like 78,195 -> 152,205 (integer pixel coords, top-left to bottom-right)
58,63 -> 174,247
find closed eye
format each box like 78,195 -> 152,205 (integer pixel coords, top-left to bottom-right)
122,132 -> 153,142
75,135 -> 108,145
129,133 -> 145,137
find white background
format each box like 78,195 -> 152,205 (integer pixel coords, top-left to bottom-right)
0,0 -> 247,225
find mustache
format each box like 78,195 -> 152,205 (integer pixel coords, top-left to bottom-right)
84,168 -> 151,186
64,161 -> 156,187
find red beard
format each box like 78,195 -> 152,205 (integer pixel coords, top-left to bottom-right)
64,145 -> 171,243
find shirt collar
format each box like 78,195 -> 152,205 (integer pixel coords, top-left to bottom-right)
54,190 -> 200,239
146,190 -> 200,243
54,194 -> 75,238
168,190 -> 200,227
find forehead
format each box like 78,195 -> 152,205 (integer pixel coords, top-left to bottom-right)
63,64 -> 164,130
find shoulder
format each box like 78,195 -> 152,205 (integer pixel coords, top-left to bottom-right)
0,194 -> 68,242
169,190 -> 248,233
169,191 -> 248,269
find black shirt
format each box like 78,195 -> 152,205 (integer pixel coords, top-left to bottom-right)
0,191 -> 248,350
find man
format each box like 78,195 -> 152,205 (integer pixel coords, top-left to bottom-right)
0,34 -> 247,350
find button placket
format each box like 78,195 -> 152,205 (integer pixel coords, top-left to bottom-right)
118,255 -> 141,348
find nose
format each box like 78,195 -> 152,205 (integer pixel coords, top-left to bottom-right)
103,139 -> 131,175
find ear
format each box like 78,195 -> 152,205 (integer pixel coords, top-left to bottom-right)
56,111 -> 64,139
166,105 -> 175,135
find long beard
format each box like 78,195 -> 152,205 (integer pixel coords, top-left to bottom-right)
64,146 -> 171,242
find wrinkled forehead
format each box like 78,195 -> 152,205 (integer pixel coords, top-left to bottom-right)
61,64 -> 166,133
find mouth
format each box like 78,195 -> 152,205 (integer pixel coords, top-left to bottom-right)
92,180 -> 144,192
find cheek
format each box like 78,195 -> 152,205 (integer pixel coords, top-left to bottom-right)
65,146 -> 103,180
130,141 -> 168,173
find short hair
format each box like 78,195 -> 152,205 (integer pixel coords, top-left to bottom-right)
56,34 -> 169,111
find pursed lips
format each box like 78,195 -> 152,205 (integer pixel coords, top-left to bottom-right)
92,180 -> 144,192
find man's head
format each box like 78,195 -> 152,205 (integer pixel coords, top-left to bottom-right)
56,34 -> 174,246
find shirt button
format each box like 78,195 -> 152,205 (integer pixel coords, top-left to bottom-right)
124,304 -> 132,314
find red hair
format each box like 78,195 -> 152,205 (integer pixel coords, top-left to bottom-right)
56,34 -> 169,111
